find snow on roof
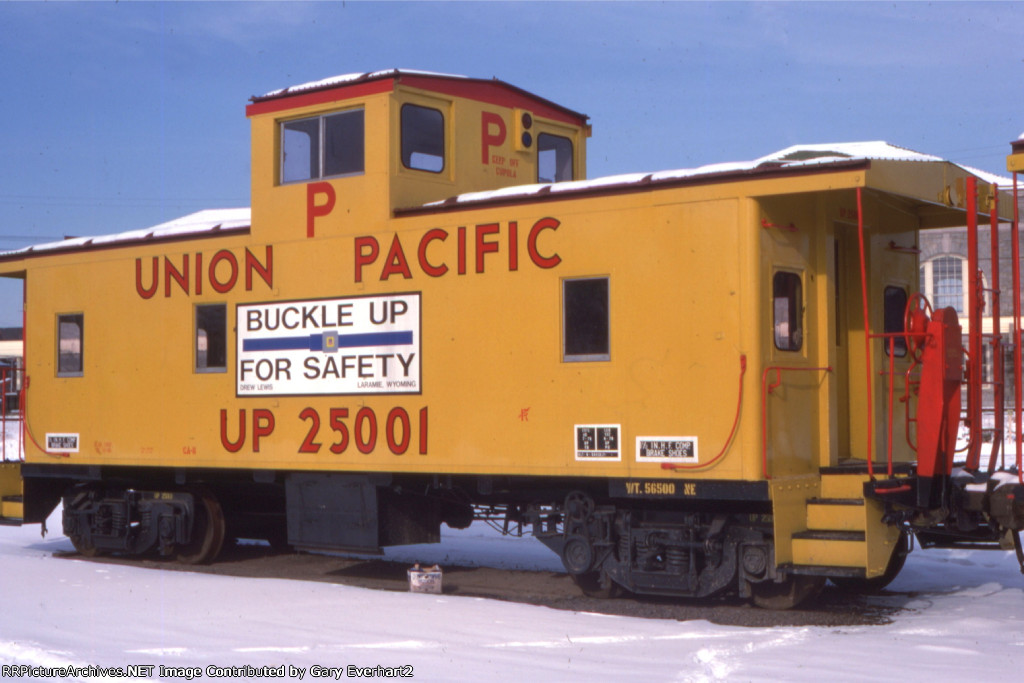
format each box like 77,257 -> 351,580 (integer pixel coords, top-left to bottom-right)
0,208 -> 251,259
423,141 -> 1013,210
256,69 -> 467,100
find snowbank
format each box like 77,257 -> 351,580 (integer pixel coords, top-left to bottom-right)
0,509 -> 1021,682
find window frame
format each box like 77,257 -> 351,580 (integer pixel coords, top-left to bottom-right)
538,132 -> 574,183
562,276 -> 611,362
772,270 -> 804,353
56,313 -> 84,377
279,107 -> 365,185
400,103 -> 445,174
195,303 -> 228,374
883,285 -> 908,358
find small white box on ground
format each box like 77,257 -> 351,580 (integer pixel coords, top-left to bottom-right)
407,564 -> 443,593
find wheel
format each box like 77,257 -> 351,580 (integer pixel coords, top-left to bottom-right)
69,534 -> 100,557
176,491 -> 226,565
830,532 -> 909,594
562,534 -> 595,575
751,575 -> 825,609
571,570 -> 621,599
903,292 -> 933,362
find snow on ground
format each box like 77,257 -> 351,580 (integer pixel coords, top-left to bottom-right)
0,508 -> 1022,682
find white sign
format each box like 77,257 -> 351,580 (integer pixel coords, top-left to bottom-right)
236,293 -> 421,396
46,433 -> 80,453
636,437 -> 698,463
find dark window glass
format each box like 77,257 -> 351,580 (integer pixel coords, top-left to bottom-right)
538,133 -> 573,183
564,278 -> 610,361
196,304 -> 227,372
401,104 -> 445,173
773,271 -> 803,352
281,109 -> 364,183
323,110 -> 365,177
883,286 -> 908,357
57,313 -> 83,376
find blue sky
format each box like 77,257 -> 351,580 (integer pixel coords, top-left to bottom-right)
0,1 -> 1022,325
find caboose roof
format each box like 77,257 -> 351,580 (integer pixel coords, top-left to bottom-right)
246,68 -> 589,125
0,142 -> 1012,262
0,208 -> 250,260
406,141 -> 1013,214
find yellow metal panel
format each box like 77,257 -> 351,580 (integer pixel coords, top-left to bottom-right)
768,475 -> 819,565
0,462 -> 21,499
820,473 -> 869,499
1,499 -> 22,520
806,502 -> 865,532
1008,152 -> 1024,173
792,537 -> 865,568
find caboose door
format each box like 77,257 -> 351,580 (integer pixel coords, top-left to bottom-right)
832,218 -> 917,467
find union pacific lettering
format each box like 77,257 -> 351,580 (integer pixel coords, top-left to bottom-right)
135,246 -> 273,299
354,217 -> 561,282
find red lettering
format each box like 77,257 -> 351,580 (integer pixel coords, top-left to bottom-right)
528,217 -> 561,269
386,408 -> 410,455
481,111 -> 507,164
194,252 -> 203,295
508,221 -> 519,272
245,246 -> 274,291
220,409 -> 246,453
299,407 -> 321,453
475,223 -> 500,273
355,407 -> 377,454
354,236 -> 380,283
135,257 -> 158,299
418,228 -> 449,277
164,255 -> 189,297
252,409 -> 275,453
380,234 -> 413,280
419,407 -> 428,455
457,226 -> 467,275
209,250 -> 239,293
306,182 -> 336,238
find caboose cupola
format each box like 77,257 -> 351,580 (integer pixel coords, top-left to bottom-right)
245,69 -> 590,242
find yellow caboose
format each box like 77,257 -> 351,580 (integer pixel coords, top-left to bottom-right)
0,70 -> 1021,607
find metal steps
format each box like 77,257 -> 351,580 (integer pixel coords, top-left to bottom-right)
788,473 -> 901,578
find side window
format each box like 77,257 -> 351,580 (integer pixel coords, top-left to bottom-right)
563,277 -> 610,362
538,133 -> 573,183
57,313 -> 83,377
401,104 -> 445,173
883,286 -> 908,357
196,304 -> 227,373
280,108 -> 365,183
773,271 -> 803,352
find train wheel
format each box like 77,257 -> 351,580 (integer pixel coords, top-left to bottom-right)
751,575 -> 825,609
176,491 -> 226,565
830,532 -> 909,594
571,569 -> 621,599
69,534 -> 100,557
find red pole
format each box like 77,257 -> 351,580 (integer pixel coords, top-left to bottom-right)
989,186 -> 1003,472
1014,171 -> 1023,482
856,187 -> 874,473
966,178 -> 983,471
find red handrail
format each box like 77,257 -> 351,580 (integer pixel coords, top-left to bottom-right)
661,354 -> 746,472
